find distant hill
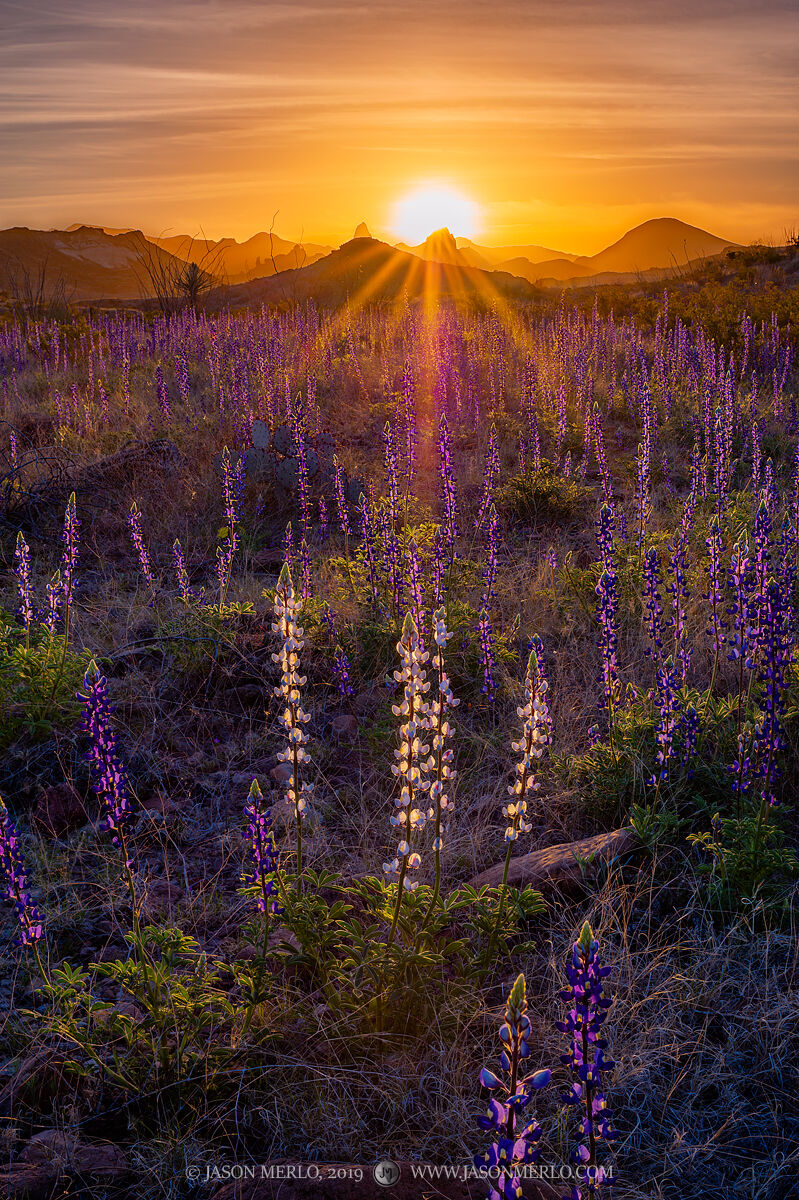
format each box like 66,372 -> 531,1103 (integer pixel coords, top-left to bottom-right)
396,227 -> 477,268
0,225 -> 186,301
582,218 -> 739,275
531,218 -> 741,285
148,231 -> 332,284
457,237 -> 577,266
216,235 -> 541,309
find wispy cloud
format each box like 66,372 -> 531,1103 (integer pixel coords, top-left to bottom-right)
0,0 -> 796,248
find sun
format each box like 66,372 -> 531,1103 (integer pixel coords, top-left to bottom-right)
392,183 -> 479,244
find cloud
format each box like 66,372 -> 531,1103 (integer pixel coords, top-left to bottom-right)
0,0 -> 796,244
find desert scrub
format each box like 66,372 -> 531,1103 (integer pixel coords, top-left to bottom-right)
0,614 -> 91,747
495,466 -> 594,528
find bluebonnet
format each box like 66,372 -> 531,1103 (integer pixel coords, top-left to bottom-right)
333,643 -> 355,697
128,501 -> 156,592
333,455 -> 351,539
14,532 -> 34,630
557,922 -> 617,1199
437,414 -> 458,557
642,547 -> 664,660
243,780 -> 282,916
476,424 -> 500,534
650,656 -> 681,786
0,795 -> 43,946
475,973 -> 550,1200
78,661 -> 135,869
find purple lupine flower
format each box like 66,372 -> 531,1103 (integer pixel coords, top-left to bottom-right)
753,496 -> 772,619
437,414 -> 458,557
594,512 -> 620,734
77,661 -> 135,868
383,420 -> 400,520
753,577 -> 791,809
243,779 -> 282,916
406,539 -> 426,645
650,655 -> 681,785
678,703 -> 700,776
358,495 -> 380,603
60,492 -> 79,610
478,607 -> 497,703
482,502 -> 499,609
401,363 -> 418,496
216,446 -> 245,610
44,570 -> 63,634
476,424 -> 500,534
318,495 -> 328,541
475,973 -> 550,1200
333,455 -> 351,539
128,501 -> 156,592
332,644 -> 355,697
557,922 -> 618,1200
727,536 -> 753,674
0,796 -> 43,946
642,546 -> 664,660
704,515 -> 726,669
156,363 -> 171,421
777,514 -> 796,624
14,532 -> 34,630
431,528 -> 445,608
666,529 -> 691,683
172,538 -> 192,603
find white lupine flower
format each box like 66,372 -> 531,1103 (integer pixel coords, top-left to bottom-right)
272,563 -> 313,838
425,607 -> 459,850
502,644 -> 551,844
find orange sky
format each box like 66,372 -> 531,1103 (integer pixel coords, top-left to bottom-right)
1,0 -> 797,253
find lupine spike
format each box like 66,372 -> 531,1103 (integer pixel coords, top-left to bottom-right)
0,795 -> 44,946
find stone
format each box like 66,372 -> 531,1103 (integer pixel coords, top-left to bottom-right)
269,762 -> 294,786
252,546 -> 285,569
20,1128 -> 76,1164
330,714 -> 358,740
33,784 -> 87,837
0,1162 -> 56,1199
470,827 -> 638,891
143,877 -> 184,918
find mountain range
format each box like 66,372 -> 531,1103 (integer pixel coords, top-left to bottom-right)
0,217 -> 743,305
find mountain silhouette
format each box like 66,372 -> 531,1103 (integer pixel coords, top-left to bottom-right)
217,235 -> 539,309
352,222 -> 372,239
0,225 -> 186,301
529,218 -> 740,284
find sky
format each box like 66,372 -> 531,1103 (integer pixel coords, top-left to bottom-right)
1,0 -> 797,254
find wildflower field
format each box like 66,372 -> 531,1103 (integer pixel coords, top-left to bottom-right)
1,281 -> 797,1200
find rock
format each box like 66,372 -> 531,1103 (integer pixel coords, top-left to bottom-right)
0,1049 -> 74,1116
0,1162 -> 56,1199
33,784 -> 87,837
20,1128 -> 77,1164
72,1141 -> 129,1179
270,762 -> 294,786
210,1161 -> 557,1200
92,1001 -> 144,1031
14,1132 -> 126,1190
353,686 -> 382,718
470,827 -> 638,891
252,546 -> 285,569
140,792 -> 178,817
143,877 -> 184,919
330,714 -> 358,741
